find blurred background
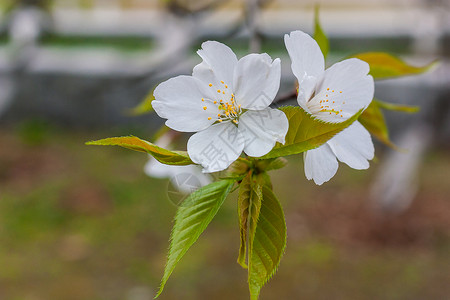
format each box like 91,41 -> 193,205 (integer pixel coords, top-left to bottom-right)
0,0 -> 449,299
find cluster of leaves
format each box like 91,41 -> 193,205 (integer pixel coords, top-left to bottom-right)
87,9 -> 434,300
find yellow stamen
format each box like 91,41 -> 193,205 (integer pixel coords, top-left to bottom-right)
203,106 -> 207,110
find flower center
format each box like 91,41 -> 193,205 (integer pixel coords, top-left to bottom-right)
202,80 -> 242,124
308,87 -> 345,118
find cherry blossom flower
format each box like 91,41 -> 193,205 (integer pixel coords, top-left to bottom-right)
152,41 -> 288,173
285,30 -> 375,185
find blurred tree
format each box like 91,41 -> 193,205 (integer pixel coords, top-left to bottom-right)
2,0 -> 53,13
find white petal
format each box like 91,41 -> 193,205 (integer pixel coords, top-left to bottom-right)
195,41 -> 237,89
238,108 -> 289,157
193,60 -> 234,104
144,157 -> 175,178
260,54 -> 281,105
327,121 -> 374,169
170,170 -> 212,194
144,157 -> 212,193
304,144 -> 339,185
310,58 -> 374,123
284,30 -> 324,103
152,75 -> 220,132
233,53 -> 280,110
187,122 -> 245,173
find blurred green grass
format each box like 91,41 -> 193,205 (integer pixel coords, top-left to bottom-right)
0,126 -> 449,300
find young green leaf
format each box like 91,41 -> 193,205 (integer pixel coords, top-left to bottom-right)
261,106 -> 362,159
352,52 -> 437,80
255,158 -> 288,172
86,136 -> 193,165
359,100 -> 397,149
237,172 -> 264,269
156,179 -> 235,298
314,5 -> 329,59
375,99 -> 419,113
248,184 -> 287,300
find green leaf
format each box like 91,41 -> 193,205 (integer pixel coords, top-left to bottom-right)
375,99 -> 419,113
314,5 -> 329,59
127,88 -> 155,116
359,100 -> 397,149
255,158 -> 288,172
237,172 -> 263,269
248,184 -> 287,300
261,106 -> 362,159
156,179 -> 235,298
86,136 -> 193,165
352,52 -> 437,80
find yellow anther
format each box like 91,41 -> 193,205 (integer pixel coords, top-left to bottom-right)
218,113 -> 221,117
217,89 -> 221,93
233,120 -> 238,124
209,83 -> 212,87
223,91 -> 225,94
221,81 -> 224,84
201,98 -> 204,101
340,91 -> 342,93
327,88 -> 330,91
213,101 -> 217,104
208,117 -> 211,120
225,111 -> 230,116
203,106 -> 207,110
332,90 -> 335,92
218,119 -> 223,122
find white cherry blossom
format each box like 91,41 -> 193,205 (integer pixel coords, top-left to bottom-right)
152,41 -> 289,173
285,30 -> 375,185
